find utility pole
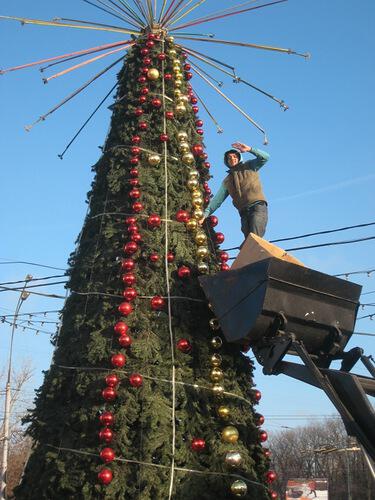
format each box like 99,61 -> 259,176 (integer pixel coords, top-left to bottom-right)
0,275 -> 32,500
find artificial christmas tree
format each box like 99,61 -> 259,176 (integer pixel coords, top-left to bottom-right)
14,32 -> 272,499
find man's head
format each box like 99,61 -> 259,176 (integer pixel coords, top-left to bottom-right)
224,149 -> 241,168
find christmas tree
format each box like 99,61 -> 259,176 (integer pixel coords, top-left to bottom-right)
0,3 -> 307,499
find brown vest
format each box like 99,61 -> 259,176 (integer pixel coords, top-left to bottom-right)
224,165 -> 266,211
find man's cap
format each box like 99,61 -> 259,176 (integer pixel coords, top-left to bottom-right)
224,149 -> 241,166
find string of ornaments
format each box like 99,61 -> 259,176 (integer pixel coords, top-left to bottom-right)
96,30 -> 278,499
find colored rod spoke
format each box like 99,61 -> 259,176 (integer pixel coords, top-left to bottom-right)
80,0 -> 139,25
161,0 -> 188,26
132,0 -> 150,23
164,0 -> 207,27
192,87 -> 223,133
102,0 -> 145,26
57,15 -> 141,31
112,0 -> 147,25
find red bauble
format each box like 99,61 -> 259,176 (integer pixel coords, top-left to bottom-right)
138,76 -> 147,84
121,258 -> 135,271
147,213 -> 161,228
130,168 -> 139,177
253,389 -> 262,401
167,252 -> 175,263
263,448 -> 271,459
204,195 -> 210,205
131,135 -> 141,144
215,232 -> 225,244
123,287 -> 137,301
164,73 -> 172,80
220,263 -> 230,272
118,333 -> 132,348
105,374 -> 119,387
269,491 -> 278,500
134,107 -> 143,116
219,251 -> 228,262
129,373 -> 143,387
99,427 -> 113,443
201,153 -> 208,161
191,97 -> 198,105
102,387 -> 117,401
142,57 -> 151,66
149,252 -> 159,263
118,301 -> 133,316
176,209 -> 190,222
196,128 -> 203,135
184,63 -> 191,71
259,430 -> 268,443
266,471 -> 277,483
181,52 -> 188,59
165,111 -> 174,120
192,144 -> 203,156
140,86 -> 149,95
157,52 -> 166,61
151,295 -> 165,310
111,353 -> 126,368
176,338 -> 192,353
152,97 -> 162,108
178,266 -> 191,279
130,157 -> 139,166
100,411 -> 114,426
203,161 -> 211,169
114,321 -> 128,335
122,272 -> 136,286
203,183 -> 211,193
100,447 -> 115,463
208,215 -> 218,227
124,241 -> 138,255
132,201 -> 144,213
191,438 -> 206,452
160,133 -> 169,142
131,146 -> 140,156
147,33 -> 156,40
141,66 -> 149,75
131,232 -> 142,243
185,72 -> 193,80
255,413 -> 265,427
145,40 -> 154,48
129,178 -> 139,187
192,106 -> 199,114
196,119 -> 203,127
98,468 -> 113,485
140,48 -> 149,56
139,95 -> 147,104
138,121 -> 148,131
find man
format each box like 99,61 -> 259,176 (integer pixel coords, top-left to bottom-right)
201,142 -> 270,238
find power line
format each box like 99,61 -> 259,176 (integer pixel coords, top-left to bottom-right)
284,235 -> 375,252
1,319 -> 56,336
0,275 -> 66,286
0,281 -> 67,294
334,269 -> 375,279
0,310 -> 60,319
0,286 -> 65,299
0,259 -> 65,271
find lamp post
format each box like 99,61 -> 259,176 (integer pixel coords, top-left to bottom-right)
0,274 -> 32,499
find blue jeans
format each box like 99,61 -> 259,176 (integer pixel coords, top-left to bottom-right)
239,202 -> 268,238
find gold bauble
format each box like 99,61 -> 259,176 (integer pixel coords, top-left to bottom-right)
147,154 -> 161,166
187,178 -> 199,190
193,209 -> 204,220
197,262 -> 209,274
225,451 -> 243,468
175,103 -> 186,114
186,219 -> 198,231
210,353 -> 222,367
188,170 -> 199,180
209,318 -> 220,330
174,89 -> 182,97
212,384 -> 224,396
230,480 -> 247,497
175,75 -> 183,82
195,231 -> 207,245
179,142 -> 190,154
211,336 -> 223,349
221,426 -> 239,444
217,405 -> 230,419
178,131 -> 189,142
168,48 -> 177,56
180,95 -> 189,104
172,57 -> 180,64
182,153 -> 195,165
191,188 -> 200,197
166,36 -> 175,43
174,80 -> 183,89
196,246 -> 209,259
192,198 -> 203,208
210,367 -> 224,382
147,68 -> 160,81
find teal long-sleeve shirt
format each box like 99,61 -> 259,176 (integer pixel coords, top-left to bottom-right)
204,147 -> 270,217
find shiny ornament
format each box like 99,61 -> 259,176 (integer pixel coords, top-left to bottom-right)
175,103 -> 186,114
151,295 -> 165,310
185,72 -> 193,80
124,241 -> 138,255
176,338 -> 192,353
100,412 -> 114,426
131,146 -> 140,156
114,321 -> 128,335
187,178 -> 199,190
149,253 -> 159,263
129,188 -> 141,199
215,232 -> 225,244
130,168 -> 139,177
192,209 -> 204,220
188,170 -> 199,179
139,95 -> 147,104
196,119 -> 203,127
184,63 -> 191,71
210,353 -> 222,366
122,272 -> 136,286
192,144 -> 203,156
125,216 -> 137,225
148,153 -> 161,166
178,95 -> 189,104
166,111 -> 174,120
266,471 -> 277,483
140,86 -> 149,95
219,251 -> 229,262
118,334 -> 132,348
142,57 -> 151,66
147,213 -> 161,228
138,121 -> 148,131
191,97 -> 198,105
132,201 -> 143,213
168,48 -> 177,56
191,438 -> 206,452
179,142 -> 190,154
209,318 -> 220,330
221,426 -> 239,444
131,135 -> 141,144
217,406 -> 230,419
225,451 -> 243,467
105,374 -> 119,387
220,263 -> 230,272
160,133 -> 169,142
178,131 -> 188,142
208,215 -> 218,227
195,232 -> 207,245
178,266 -> 191,279
167,252 -> 175,263
196,128 -> 204,136
254,413 -> 265,426
230,480 -> 247,497
123,287 -> 137,301
212,384 -> 224,396
151,97 -> 162,108
166,35 -> 175,43
100,447 -> 115,463
102,387 -> 116,401
98,468 -> 113,485
147,68 -> 160,80
138,75 -> 146,84
111,353 -> 126,368
174,88 -> 182,97
140,48 -> 149,56
164,73 -> 172,80
259,430 -> 268,442
192,198 -> 203,209
129,373 -> 143,387
210,367 -> 224,382
145,40 -> 154,48
157,52 -> 166,61
99,427 -> 113,443
196,246 -> 209,259
182,153 -> 195,165
192,105 -> 199,113
253,389 -> 262,401
211,336 -> 223,349
118,301 -> 133,316
186,219 -> 198,231
197,262 -> 209,274
129,178 -> 139,186
176,209 -> 190,222
203,161 -> 211,169
134,107 -> 143,116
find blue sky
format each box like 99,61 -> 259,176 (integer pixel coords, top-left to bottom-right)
0,0 -> 374,433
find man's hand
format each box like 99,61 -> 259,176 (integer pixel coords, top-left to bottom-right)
232,142 -> 252,153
